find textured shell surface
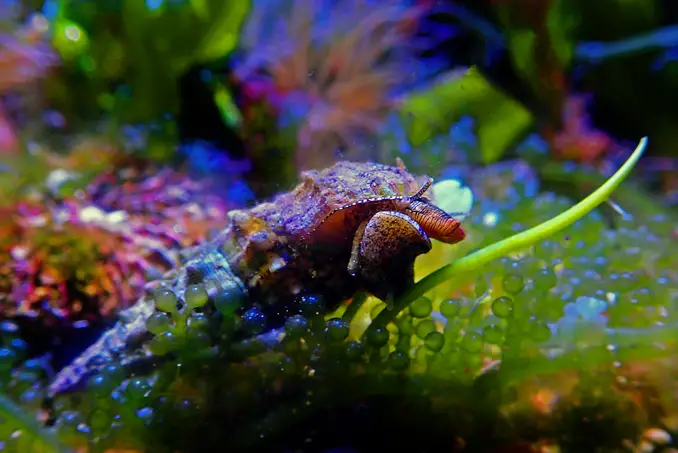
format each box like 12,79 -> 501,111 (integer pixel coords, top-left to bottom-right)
48,241 -> 245,395
48,161 -> 440,395
218,161 -> 432,307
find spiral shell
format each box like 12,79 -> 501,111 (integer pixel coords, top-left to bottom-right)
48,160 -> 466,395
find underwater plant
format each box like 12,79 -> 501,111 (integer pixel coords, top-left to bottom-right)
0,137 -> 670,453
231,0 -> 443,186
41,0 -> 250,127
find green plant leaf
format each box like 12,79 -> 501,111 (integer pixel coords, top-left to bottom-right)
398,67 -> 533,164
52,0 -> 250,123
192,0 -> 251,64
507,29 -> 537,80
363,136 -> 648,336
547,0 -> 579,68
0,393 -> 74,453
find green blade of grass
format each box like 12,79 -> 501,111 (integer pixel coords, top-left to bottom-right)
364,137 -> 648,335
0,393 -> 74,453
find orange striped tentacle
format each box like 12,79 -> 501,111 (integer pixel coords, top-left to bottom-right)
406,199 -> 465,244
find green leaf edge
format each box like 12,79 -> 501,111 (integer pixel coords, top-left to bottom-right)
0,393 -> 74,453
364,136 -> 649,335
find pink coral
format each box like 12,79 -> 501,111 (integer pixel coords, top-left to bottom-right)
0,160 -> 229,327
551,94 -> 612,163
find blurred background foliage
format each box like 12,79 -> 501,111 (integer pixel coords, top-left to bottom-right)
41,1 -> 678,152
2,0 -> 678,198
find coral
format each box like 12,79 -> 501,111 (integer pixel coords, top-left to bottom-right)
232,0 -> 437,173
550,94 -> 613,163
0,157 -> 229,355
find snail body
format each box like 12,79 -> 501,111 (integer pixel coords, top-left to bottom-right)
49,160 -> 466,395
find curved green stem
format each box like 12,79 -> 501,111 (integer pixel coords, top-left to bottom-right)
363,137 -> 648,336
0,393 -> 74,453
539,161 -> 674,220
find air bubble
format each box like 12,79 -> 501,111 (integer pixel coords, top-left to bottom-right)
242,307 -> 267,335
299,294 -> 324,316
388,350 -> 410,371
126,378 -> 151,400
462,331 -> 483,353
503,258 -> 522,275
345,341 -> 365,362
502,273 -> 524,295
483,316 -> 505,345
474,276 -> 489,298
415,320 -> 436,340
284,315 -> 309,339
149,331 -> 179,356
87,373 -> 116,397
19,387 -> 43,410
533,268 -> 557,291
528,318 -> 551,342
366,327 -> 389,348
463,351 -> 484,370
187,312 -> 209,333
534,239 -> 560,261
444,319 -> 463,340
439,299 -> 462,318
55,411 -> 85,441
214,285 -> 246,316
0,347 -> 17,372
395,315 -> 414,335
89,409 -> 113,436
628,287 -> 653,306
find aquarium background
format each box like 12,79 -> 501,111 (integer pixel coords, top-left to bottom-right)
0,0 -> 677,452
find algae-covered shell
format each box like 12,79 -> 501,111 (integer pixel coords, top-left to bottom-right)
216,160 -> 462,311
48,160 -> 465,395
48,242 -> 246,395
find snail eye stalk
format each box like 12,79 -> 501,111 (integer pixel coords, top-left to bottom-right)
412,178 -> 433,199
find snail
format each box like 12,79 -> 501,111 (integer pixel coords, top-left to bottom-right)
48,159 -> 466,395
